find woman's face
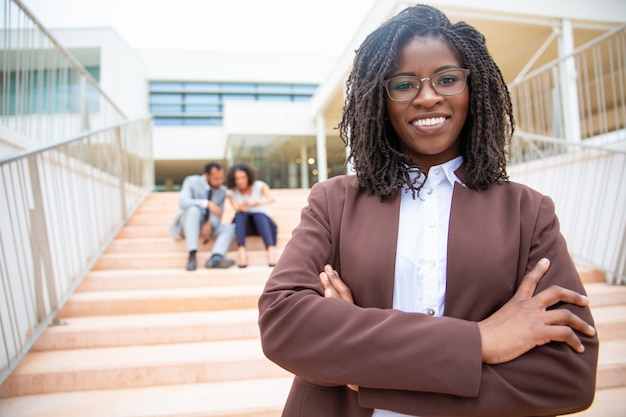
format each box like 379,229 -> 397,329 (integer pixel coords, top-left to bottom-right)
385,36 -> 469,170
234,170 -> 249,190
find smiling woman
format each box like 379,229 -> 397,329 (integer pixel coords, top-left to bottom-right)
257,4 -> 598,417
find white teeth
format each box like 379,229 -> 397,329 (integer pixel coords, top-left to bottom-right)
412,117 -> 445,127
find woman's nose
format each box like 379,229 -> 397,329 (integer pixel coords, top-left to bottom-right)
411,82 -> 443,108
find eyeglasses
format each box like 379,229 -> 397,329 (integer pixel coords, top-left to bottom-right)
384,68 -> 470,102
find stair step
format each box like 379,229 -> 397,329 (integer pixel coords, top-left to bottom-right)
0,339 -> 291,397
77,267 -> 271,291
59,285 -> 263,317
0,377 -> 293,417
32,309 -> 260,350
104,235 -> 293,253
92,251 -> 280,270
593,305 -> 626,341
585,283 -> 626,306
596,339 -> 626,390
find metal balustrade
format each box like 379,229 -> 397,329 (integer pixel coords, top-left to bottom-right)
508,24 -> 626,284
0,118 -> 154,385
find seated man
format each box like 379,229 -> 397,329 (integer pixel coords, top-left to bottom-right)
168,162 -> 236,270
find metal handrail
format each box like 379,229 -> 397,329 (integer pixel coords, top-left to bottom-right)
508,132 -> 626,284
0,117 -> 154,385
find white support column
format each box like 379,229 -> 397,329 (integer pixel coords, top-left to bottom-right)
558,19 -> 582,143
300,140 -> 309,189
315,114 -> 328,182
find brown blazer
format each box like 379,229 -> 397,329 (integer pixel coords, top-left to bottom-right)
258,170 -> 598,417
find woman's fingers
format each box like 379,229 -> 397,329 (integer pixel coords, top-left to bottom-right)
515,258 -> 550,300
530,284 -> 590,310
319,265 -> 355,304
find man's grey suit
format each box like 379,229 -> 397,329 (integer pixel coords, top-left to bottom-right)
168,174 -> 235,257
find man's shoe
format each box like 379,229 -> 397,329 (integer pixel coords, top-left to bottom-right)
205,255 -> 235,269
215,258 -> 235,268
186,254 -> 197,271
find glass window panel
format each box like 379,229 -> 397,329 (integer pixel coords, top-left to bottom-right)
184,104 -> 221,113
151,104 -> 183,113
257,95 -> 291,101
222,83 -> 256,93
257,83 -> 292,94
150,93 -> 183,104
154,117 -> 184,126
292,95 -> 312,102
292,84 -> 317,94
184,94 -> 220,104
85,67 -> 100,82
150,82 -> 184,92
222,94 -> 256,101
184,117 -> 208,126
183,83 -> 220,92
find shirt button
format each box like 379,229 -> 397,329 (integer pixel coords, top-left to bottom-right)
428,220 -> 436,227
426,188 -> 433,195
427,308 -> 436,316
427,261 -> 436,268
433,168 -> 441,175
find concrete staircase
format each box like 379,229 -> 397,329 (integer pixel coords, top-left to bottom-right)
0,189 -> 624,417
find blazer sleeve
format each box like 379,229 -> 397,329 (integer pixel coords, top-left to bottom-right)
258,180 -> 484,398
178,176 -> 208,211
357,194 -> 599,416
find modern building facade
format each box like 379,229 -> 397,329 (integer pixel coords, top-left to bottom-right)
7,0 -> 626,190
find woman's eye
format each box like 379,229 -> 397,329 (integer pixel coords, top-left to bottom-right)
438,75 -> 459,85
392,82 -> 413,91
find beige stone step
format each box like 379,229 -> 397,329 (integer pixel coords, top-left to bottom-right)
32,309 -> 260,350
104,235 -> 293,253
596,339 -> 626,390
77,267 -> 272,292
593,305 -> 626,341
92,251 -> 280,270
0,377 -> 292,417
0,339 -> 291,397
115,225 -> 171,238
126,210 -> 303,224
59,285 -> 263,317
585,283 -> 626,306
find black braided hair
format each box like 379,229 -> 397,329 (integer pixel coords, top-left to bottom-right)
338,4 -> 514,199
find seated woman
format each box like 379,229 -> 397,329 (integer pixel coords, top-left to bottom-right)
226,163 -> 278,268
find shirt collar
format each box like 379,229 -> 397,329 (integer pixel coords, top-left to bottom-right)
404,156 -> 465,189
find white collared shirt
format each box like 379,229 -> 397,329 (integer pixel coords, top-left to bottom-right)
373,156 -> 464,417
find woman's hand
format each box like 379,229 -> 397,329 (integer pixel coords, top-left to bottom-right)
478,258 -> 595,364
319,265 -> 358,391
319,264 -> 354,303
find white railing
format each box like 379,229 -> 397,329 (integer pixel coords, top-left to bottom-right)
0,117 -> 154,385
509,24 -> 625,144
508,133 -> 626,284
0,0 -> 127,153
508,24 -> 626,284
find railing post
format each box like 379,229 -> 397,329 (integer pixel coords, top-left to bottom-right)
27,154 -> 57,321
558,19 -> 582,143
115,126 -> 127,220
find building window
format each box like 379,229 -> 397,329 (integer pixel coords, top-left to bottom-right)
148,81 -> 317,126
